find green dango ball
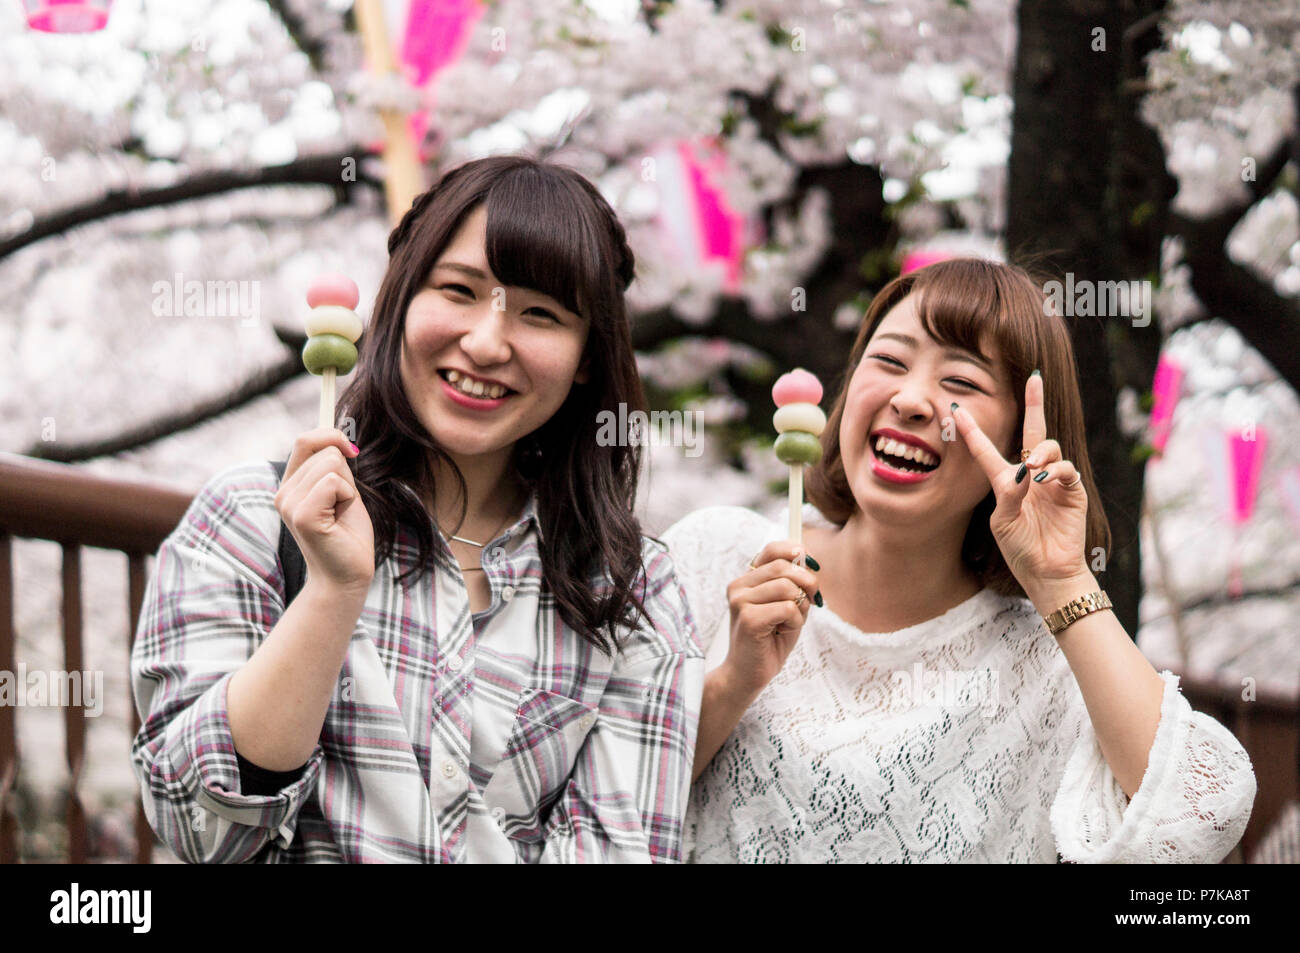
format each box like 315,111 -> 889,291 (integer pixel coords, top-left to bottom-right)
303,334 -> 358,375
774,431 -> 823,466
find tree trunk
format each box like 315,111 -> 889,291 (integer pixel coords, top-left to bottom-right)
1006,0 -> 1173,637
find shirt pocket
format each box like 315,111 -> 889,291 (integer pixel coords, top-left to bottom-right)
483,688 -> 599,833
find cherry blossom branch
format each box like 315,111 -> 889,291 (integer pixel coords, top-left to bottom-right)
0,151 -> 380,265
1169,131 -> 1300,389
22,349 -> 305,463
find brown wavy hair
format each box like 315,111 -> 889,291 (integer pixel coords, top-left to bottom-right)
806,258 -> 1111,599
337,156 -> 648,652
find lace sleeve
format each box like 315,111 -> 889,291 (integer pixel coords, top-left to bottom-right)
1050,670 -> 1257,863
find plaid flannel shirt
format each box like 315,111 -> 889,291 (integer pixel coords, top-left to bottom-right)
131,461 -> 703,863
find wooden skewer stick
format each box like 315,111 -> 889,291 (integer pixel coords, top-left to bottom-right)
319,366 -> 337,430
788,464 -> 803,547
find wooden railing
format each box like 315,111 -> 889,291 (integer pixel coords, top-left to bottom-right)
0,450 -> 1294,862
0,452 -> 193,863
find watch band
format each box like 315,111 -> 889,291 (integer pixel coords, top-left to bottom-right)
1044,590 -> 1113,636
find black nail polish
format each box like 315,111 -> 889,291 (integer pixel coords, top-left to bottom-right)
1015,463 -> 1028,483
804,554 -> 820,571
1033,470 -> 1049,483
950,402 -> 958,412
813,591 -> 824,608
1031,368 -> 1041,378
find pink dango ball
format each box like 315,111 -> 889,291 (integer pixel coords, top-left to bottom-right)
772,368 -> 823,407
306,273 -> 360,310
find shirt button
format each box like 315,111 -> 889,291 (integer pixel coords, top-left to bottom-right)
441,760 -> 457,779
447,655 -> 463,672
501,585 -> 516,602
579,714 -> 595,731
491,806 -> 505,823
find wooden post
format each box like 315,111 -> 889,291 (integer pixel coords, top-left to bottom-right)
354,0 -> 426,226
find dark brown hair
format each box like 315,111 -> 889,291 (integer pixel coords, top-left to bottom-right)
337,156 -> 647,652
806,258 -> 1111,599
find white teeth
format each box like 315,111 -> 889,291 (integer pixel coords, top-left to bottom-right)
444,370 -> 506,399
873,435 -> 938,468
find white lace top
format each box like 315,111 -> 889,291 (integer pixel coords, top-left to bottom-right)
662,505 -> 1257,864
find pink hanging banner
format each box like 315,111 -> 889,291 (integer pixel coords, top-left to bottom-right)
1228,428 -> 1268,525
1149,354 -> 1183,455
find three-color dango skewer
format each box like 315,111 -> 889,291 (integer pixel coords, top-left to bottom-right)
303,274 -> 363,429
771,368 -> 825,548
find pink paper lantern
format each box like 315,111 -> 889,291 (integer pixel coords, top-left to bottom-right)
1148,354 -> 1184,454
655,140 -> 747,292
400,0 -> 482,159
22,0 -> 112,32
401,0 -> 481,87
900,249 -> 951,275
364,0 -> 483,159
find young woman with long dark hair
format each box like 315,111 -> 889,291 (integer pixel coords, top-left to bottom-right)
132,156 -> 702,863
665,258 -> 1255,863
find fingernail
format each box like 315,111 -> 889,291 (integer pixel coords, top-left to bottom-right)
349,442 -> 360,455
804,554 -> 821,571
950,402 -> 959,412
813,591 -> 824,608
1031,368 -> 1041,378
1015,463 -> 1028,483
1033,470 -> 1049,483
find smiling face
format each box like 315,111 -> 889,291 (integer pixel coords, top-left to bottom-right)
839,292 -> 1020,528
399,204 -> 590,468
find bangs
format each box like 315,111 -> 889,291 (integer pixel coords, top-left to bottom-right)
482,166 -> 606,319
906,260 -> 1039,377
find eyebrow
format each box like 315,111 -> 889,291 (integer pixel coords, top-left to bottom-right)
432,262 -> 489,280
872,332 -> 994,372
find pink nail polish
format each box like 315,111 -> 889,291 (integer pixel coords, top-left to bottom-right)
349,442 -> 360,455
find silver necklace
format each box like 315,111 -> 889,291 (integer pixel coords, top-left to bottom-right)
444,511 -> 512,572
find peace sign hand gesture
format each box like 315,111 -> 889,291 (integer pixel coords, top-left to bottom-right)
951,372 -> 1092,592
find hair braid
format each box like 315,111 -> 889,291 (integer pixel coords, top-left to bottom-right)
572,175 -> 636,291
387,184 -> 442,256
607,209 -> 636,291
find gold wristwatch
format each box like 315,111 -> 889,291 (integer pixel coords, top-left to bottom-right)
1044,591 -> 1112,636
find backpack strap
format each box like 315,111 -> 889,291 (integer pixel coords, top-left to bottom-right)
270,460 -> 307,607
